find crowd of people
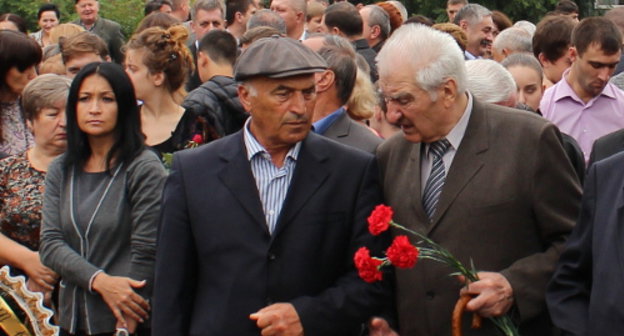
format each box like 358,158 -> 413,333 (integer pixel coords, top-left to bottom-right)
0,0 -> 623,335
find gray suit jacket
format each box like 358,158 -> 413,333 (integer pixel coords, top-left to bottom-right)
74,17 -> 125,64
377,99 -> 581,335
323,111 -> 382,154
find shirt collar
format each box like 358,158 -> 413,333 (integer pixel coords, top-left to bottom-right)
425,92 -> 473,154
555,68 -> 619,103
243,118 -> 301,162
312,107 -> 344,135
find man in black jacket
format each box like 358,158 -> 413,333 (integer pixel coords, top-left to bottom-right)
183,30 -> 248,142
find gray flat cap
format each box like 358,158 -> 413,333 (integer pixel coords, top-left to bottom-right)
234,35 -> 327,81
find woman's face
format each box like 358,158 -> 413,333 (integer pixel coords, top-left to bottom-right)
30,99 -> 67,153
38,11 -> 59,34
507,65 -> 544,112
76,74 -> 118,140
5,66 -> 37,96
124,48 -> 157,100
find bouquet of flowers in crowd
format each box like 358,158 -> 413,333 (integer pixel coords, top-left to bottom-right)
354,204 -> 520,336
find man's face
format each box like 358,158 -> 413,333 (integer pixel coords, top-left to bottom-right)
271,0 -> 299,34
464,15 -> 495,57
571,43 -> 621,99
446,3 -> 463,23
240,4 -> 256,27
239,75 -> 317,148
378,64 -> 448,143
192,8 -> 225,40
360,7 -> 374,42
65,53 -> 106,79
75,0 -> 99,24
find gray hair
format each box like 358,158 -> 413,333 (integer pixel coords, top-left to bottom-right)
501,53 -> 543,81
247,9 -> 287,34
377,24 -> 467,100
513,20 -> 536,36
453,3 -> 491,26
363,5 -> 390,40
465,59 -> 515,105
492,27 -> 533,55
191,0 -> 225,21
21,74 -> 72,121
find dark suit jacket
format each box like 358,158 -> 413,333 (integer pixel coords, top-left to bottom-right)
353,39 -> 378,83
152,131 -> 392,336
587,128 -> 624,167
74,17 -> 125,64
323,110 -> 382,154
547,151 -> 624,335
186,43 -> 202,92
376,99 -> 582,335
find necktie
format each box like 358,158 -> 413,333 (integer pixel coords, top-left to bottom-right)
422,139 -> 451,219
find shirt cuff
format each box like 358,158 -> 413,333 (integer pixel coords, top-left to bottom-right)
89,270 -> 104,293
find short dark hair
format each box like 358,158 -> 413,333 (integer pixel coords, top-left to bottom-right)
555,0 -> 578,14
246,9 -> 286,35
64,62 -> 145,172
60,32 -> 109,64
324,2 -> 363,37
533,14 -> 575,62
38,3 -> 61,21
405,15 -> 434,27
135,12 -> 181,33
0,30 -> 42,95
144,0 -> 174,16
199,30 -> 238,66
226,0 -> 253,25
491,10 -> 512,32
573,17 -> 622,56
0,13 -> 27,34
318,37 -> 357,105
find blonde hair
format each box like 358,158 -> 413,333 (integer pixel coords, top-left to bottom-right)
49,23 -> 84,44
125,25 -> 194,94
346,68 -> 376,121
39,54 -> 66,75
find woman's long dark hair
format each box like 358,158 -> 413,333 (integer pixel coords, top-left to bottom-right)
64,62 -> 145,173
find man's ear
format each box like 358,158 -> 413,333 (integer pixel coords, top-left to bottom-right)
441,78 -> 458,108
315,69 -> 335,93
104,55 -> 112,62
235,11 -> 243,24
458,19 -> 468,31
198,51 -> 210,68
238,83 -> 253,113
370,25 -> 381,40
295,10 -> 305,24
569,46 -> 577,63
538,52 -> 549,67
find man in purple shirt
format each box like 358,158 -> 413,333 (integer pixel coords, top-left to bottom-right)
540,17 -> 624,163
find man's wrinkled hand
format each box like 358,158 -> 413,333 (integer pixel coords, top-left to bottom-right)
249,303 -> 303,336
460,272 -> 513,317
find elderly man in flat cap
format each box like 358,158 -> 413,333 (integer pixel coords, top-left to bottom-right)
152,36 -> 393,336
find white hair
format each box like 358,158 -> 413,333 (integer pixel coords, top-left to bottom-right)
492,27 -> 533,55
377,24 -> 467,100
453,3 -> 491,26
465,59 -> 516,105
513,20 -> 536,37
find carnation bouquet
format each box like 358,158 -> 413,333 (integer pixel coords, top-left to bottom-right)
355,205 -> 520,336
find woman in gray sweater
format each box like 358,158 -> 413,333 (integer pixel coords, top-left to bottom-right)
40,62 -> 167,336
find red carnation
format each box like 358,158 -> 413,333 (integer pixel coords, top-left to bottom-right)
368,204 -> 394,235
354,247 -> 383,283
386,235 -> 419,269
192,134 -> 204,144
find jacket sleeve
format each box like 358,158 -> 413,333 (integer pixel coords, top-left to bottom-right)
290,157 -> 395,335
151,153 -> 197,335
499,123 -> 582,322
126,153 -> 167,296
545,164 -> 597,336
40,159 -> 101,290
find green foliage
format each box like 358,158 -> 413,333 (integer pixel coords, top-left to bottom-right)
0,0 -> 144,38
385,0 -> 589,25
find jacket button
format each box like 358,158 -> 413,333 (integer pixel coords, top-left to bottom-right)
426,291 -> 435,300
268,253 -> 276,261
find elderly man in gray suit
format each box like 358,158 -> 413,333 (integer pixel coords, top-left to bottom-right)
73,0 -> 125,64
370,24 -> 581,336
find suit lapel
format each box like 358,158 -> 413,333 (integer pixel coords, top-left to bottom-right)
325,110 -> 350,138
427,99 -> 489,233
272,133 -> 329,239
218,132 -> 270,235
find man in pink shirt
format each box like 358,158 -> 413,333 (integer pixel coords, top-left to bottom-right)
540,17 -> 624,163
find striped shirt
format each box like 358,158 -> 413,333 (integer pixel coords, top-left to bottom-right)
243,119 -> 301,234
